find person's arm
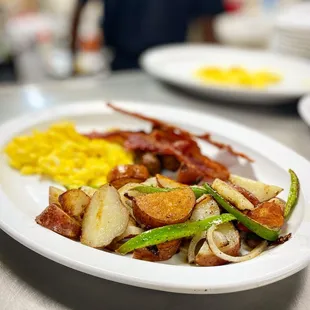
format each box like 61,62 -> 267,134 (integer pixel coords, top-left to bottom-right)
70,0 -> 88,56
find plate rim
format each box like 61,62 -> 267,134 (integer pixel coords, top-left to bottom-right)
1,100 -> 310,294
298,95 -> 310,127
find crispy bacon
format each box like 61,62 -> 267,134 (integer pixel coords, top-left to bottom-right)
197,134 -> 254,162
107,103 -> 252,161
85,103 -> 253,181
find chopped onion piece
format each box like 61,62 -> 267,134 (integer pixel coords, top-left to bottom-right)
207,224 -> 268,263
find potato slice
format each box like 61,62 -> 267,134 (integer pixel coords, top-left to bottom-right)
190,194 -> 220,221
135,152 -> 161,175
133,187 -> 195,228
212,178 -> 254,210
36,204 -> 81,239
80,186 -> 97,197
133,239 -> 181,262
156,174 -> 185,188
118,182 -> 145,215
229,174 -> 283,202
81,184 -> 129,248
115,217 -> 143,242
176,163 -> 202,184
49,186 -> 64,206
58,189 -> 90,220
195,222 -> 240,266
161,155 -> 180,171
247,200 -> 284,230
107,164 -> 150,189
142,177 -> 158,186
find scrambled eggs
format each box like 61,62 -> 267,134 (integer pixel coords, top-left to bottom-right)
195,66 -> 282,89
4,122 -> 133,188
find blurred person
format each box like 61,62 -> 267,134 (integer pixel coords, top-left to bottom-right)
71,0 -> 224,71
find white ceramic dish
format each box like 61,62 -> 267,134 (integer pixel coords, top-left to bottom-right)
1,101 -> 310,294
298,95 -> 310,127
140,44 -> 310,104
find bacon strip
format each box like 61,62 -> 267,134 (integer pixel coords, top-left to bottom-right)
197,134 -> 254,162
85,103 -> 253,181
107,103 -> 253,162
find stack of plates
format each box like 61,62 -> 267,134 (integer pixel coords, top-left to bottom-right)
271,3 -> 310,59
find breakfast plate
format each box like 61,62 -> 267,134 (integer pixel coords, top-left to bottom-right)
0,101 -> 310,294
140,44 -> 310,104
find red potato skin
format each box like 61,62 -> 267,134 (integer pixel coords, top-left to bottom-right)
195,241 -> 241,267
230,183 -> 260,206
133,239 -> 181,262
107,164 -> 150,189
160,155 -> 180,171
135,152 -> 161,175
176,163 -> 203,184
36,204 -> 81,239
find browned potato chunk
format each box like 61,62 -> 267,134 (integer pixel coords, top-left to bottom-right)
81,184 -> 129,248
195,223 -> 240,266
133,187 -> 195,228
58,189 -> 90,221
135,152 -> 161,175
36,204 -> 81,239
133,239 -> 181,262
247,200 -> 284,230
115,217 -> 143,242
49,186 -> 64,206
156,174 -> 185,188
161,155 -> 180,171
176,163 -> 202,184
107,164 -> 150,189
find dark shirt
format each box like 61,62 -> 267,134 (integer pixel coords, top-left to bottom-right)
80,0 -> 223,70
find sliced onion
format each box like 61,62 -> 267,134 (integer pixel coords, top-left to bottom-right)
188,230 -> 228,264
207,224 -> 268,263
188,232 -> 206,263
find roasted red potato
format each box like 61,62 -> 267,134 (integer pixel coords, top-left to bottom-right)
156,174 -> 185,188
49,186 -> 64,206
133,187 -> 195,228
36,204 -> 81,239
176,163 -> 202,184
107,164 -> 150,189
58,189 -> 90,221
81,184 -> 129,248
247,200 -> 284,230
160,155 -> 180,171
133,239 -> 181,262
135,152 -> 161,175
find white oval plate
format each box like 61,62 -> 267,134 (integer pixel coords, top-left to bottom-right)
0,101 -> 310,294
298,95 -> 310,127
140,44 -> 310,104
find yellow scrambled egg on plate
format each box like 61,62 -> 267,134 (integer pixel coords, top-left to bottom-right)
4,122 -> 133,188
195,66 -> 282,89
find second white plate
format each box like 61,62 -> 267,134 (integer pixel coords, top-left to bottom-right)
140,44 -> 310,104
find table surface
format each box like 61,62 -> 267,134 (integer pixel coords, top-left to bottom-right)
1,72 -> 309,310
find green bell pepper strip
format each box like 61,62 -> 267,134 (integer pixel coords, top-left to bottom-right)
284,169 -> 299,219
133,185 -> 205,199
117,213 -> 236,255
202,183 -> 279,241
